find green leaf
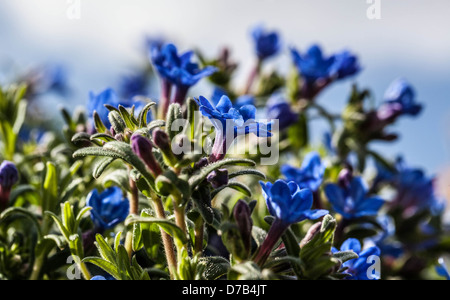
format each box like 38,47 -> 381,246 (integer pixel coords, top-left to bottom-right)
188,158 -> 256,188
42,162 -> 59,213
92,157 -> 116,179
94,233 -> 116,263
228,169 -> 266,180
251,226 -> 267,248
90,133 -> 116,143
126,216 -> 187,245
118,105 -> 137,130
211,181 -> 252,198
93,111 -> 107,133
83,257 -> 121,279
166,103 -> 183,141
44,211 -> 70,241
288,112 -> 308,149
333,250 -> 359,264
62,201 -> 75,234
138,102 -> 156,127
199,256 -> 230,280
108,110 -> 126,133
147,120 -> 165,132
12,100 -> 27,134
0,207 -> 42,239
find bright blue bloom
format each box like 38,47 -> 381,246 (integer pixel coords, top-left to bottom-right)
332,238 -> 381,280
198,95 -> 272,138
149,43 -> 217,90
290,45 -> 360,84
383,78 -> 422,116
251,25 -> 282,60
0,161 -> 19,189
436,258 -> 450,280
265,93 -> 298,130
393,166 -> 443,215
210,87 -> 255,108
281,152 -> 325,191
86,187 -> 129,231
259,180 -> 328,225
324,177 -> 384,219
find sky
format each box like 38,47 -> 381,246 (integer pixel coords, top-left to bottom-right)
0,0 -> 449,180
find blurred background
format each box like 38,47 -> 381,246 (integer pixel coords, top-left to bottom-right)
0,0 -> 449,199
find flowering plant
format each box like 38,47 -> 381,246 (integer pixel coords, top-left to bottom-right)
0,22 -> 448,282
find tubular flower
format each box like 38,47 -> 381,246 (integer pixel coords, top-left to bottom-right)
251,25 -> 282,61
197,95 -> 272,162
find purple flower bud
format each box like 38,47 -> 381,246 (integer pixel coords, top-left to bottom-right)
207,169 -> 229,189
152,128 -> 171,152
300,221 -> 322,248
131,134 -> 162,177
338,167 -> 353,188
233,200 -> 253,253
0,161 -> 19,189
0,161 -> 19,212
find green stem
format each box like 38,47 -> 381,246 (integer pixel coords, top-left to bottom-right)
151,194 -> 177,279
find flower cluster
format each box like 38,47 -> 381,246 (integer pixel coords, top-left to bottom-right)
0,21 -> 447,283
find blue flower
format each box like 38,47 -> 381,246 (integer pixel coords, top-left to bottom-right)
265,93 -> 298,130
324,177 -> 384,219
251,25 -> 282,60
210,87 -> 255,108
383,78 -> 422,116
393,166 -> 443,216
332,238 -> 381,280
86,187 -> 129,231
90,275 -> 116,280
290,45 -> 360,99
198,95 -> 271,161
281,152 -> 325,192
26,63 -> 69,97
436,258 -> 450,280
259,180 -> 328,225
364,215 -> 403,258
149,43 -> 217,91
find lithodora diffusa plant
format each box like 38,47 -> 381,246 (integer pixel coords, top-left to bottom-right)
0,24 -> 449,281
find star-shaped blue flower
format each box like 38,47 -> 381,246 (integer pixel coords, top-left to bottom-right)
383,78 -> 422,116
281,151 -> 325,192
260,180 -> 328,225
86,187 -> 129,231
251,25 -> 282,60
324,177 -> 384,219
149,43 -> 217,90
332,238 -> 381,280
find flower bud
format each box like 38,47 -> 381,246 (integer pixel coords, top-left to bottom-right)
0,161 -> 19,212
300,221 -> 322,248
131,134 -> 162,177
338,166 -> 353,188
233,200 -> 253,255
207,169 -> 228,189
152,128 -> 178,167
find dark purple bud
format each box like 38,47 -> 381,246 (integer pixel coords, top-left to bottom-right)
207,169 -> 228,189
0,161 -> 19,189
300,221 -> 322,248
0,161 -> 19,212
338,167 -> 353,188
114,133 -> 124,142
152,128 -> 171,152
233,200 -> 253,252
109,126 -> 116,137
194,157 -> 209,169
131,134 -> 162,177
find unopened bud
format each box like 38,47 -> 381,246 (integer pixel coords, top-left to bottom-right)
207,169 -> 228,189
233,200 -> 253,254
131,134 -> 162,177
300,221 -> 322,248
338,167 -> 353,188
0,161 -> 19,212
152,128 -> 178,167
